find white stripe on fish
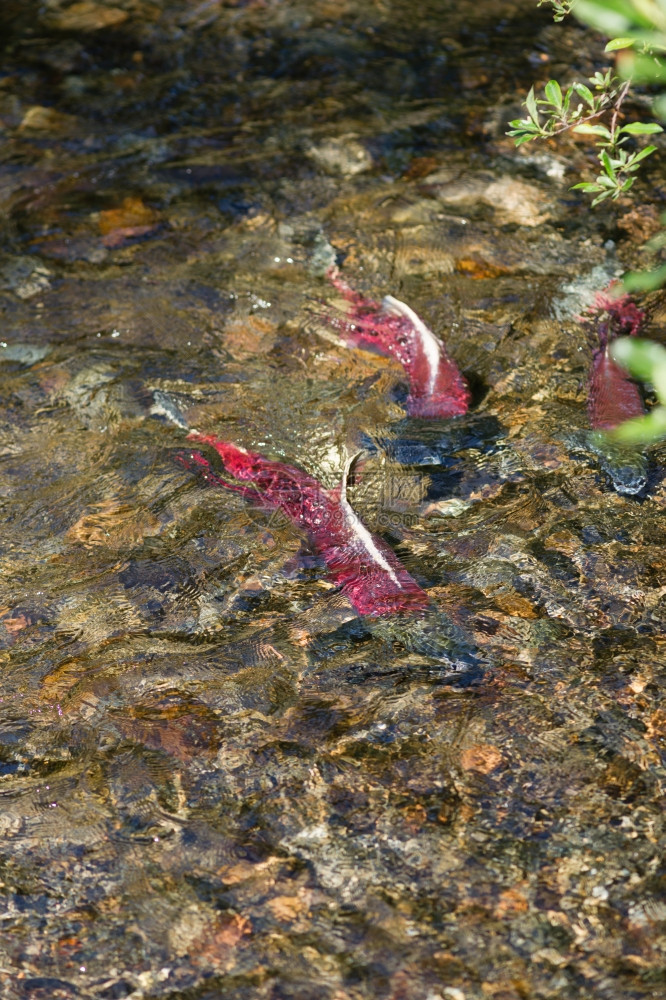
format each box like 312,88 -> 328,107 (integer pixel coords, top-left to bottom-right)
382,295 -> 442,397
339,453 -> 402,588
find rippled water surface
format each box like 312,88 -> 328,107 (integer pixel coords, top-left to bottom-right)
1,2 -> 666,998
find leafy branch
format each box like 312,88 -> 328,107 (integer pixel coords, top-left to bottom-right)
537,0 -> 577,22
507,69 -> 618,144
507,70 -> 662,205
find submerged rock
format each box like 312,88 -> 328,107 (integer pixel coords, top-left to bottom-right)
307,135 -> 373,176
0,342 -> 51,365
0,257 -> 52,299
423,169 -> 552,225
43,1 -> 129,32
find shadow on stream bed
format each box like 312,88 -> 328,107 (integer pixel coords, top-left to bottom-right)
1,2 -> 666,999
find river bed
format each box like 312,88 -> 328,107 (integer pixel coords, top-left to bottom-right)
1,2 -> 666,998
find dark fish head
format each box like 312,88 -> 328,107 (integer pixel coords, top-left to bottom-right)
364,413 -> 504,467
608,462 -> 648,496
368,610 -> 485,687
426,649 -> 485,688
411,629 -> 485,687
590,437 -> 650,496
150,389 -> 190,430
584,431 -> 649,497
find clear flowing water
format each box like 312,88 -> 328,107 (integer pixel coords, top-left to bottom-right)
1,2 -> 666,998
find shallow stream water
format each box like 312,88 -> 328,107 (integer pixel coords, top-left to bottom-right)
1,2 -> 666,998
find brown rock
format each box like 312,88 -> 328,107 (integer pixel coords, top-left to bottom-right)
217,858 -> 277,884
495,887 -> 529,918
223,314 -> 277,359
482,177 -> 551,227
195,912 -> 251,969
67,500 -> 161,550
101,224 -> 159,248
493,593 -> 539,619
402,156 -> 439,180
114,713 -> 220,762
460,65 -> 490,90
460,745 -> 504,774
426,170 -> 550,225
98,196 -> 158,235
168,905 -> 249,969
3,614 -> 28,636
455,257 -> 514,279
307,135 -> 372,176
18,106 -> 76,133
45,2 -> 129,32
267,893 -> 311,922
617,204 -> 661,244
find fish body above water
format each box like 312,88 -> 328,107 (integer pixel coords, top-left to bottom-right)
325,268 -> 471,419
179,432 -> 431,618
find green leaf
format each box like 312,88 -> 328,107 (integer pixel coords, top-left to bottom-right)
571,182 -> 604,191
591,189 -> 615,206
572,82 -> 595,105
525,86 -> 539,125
600,148 -> 617,179
645,229 -> 666,251
620,121 -> 664,134
622,53 -> 666,85
574,0 -> 632,34
573,123 -> 612,137
623,263 -> 666,293
544,79 -> 563,109
625,146 -> 657,173
630,146 -> 657,166
611,338 -> 666,404
596,174 -> 617,188
605,37 -> 636,51
654,93 -> 666,121
605,409 -> 666,446
576,0 -> 655,32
